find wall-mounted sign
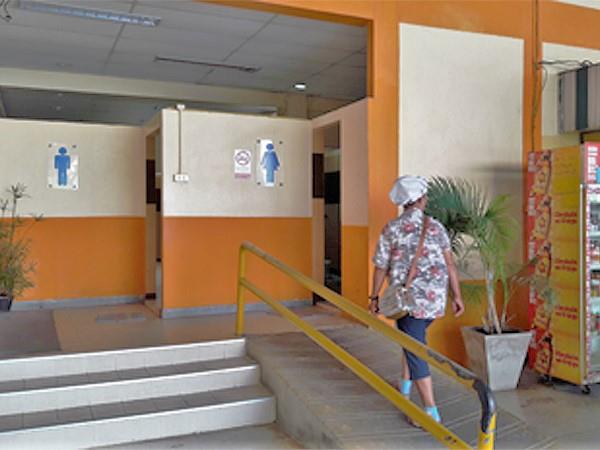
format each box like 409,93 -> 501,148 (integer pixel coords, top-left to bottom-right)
234,149 -> 252,179
257,139 -> 282,187
48,143 -> 79,190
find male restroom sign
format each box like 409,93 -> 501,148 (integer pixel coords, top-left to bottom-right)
48,143 -> 79,190
257,139 -> 283,187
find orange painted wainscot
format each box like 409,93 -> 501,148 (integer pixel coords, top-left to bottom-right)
161,217 -> 312,311
17,217 -> 145,303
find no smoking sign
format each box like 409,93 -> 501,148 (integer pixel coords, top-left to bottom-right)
234,149 -> 252,179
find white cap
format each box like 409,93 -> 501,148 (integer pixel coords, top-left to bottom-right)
389,176 -> 428,206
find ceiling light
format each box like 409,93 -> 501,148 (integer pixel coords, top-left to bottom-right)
294,83 -> 307,91
19,1 -> 161,27
155,56 -> 261,73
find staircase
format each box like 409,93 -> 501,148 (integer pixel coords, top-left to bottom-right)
0,338 -> 276,448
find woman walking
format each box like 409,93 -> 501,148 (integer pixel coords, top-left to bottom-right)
368,175 -> 464,424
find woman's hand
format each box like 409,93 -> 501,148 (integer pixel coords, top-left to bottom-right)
452,297 -> 465,317
369,298 -> 380,315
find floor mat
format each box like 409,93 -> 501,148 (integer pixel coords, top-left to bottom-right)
95,312 -> 147,324
0,310 -> 60,358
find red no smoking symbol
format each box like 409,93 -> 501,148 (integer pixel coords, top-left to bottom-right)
235,150 -> 251,166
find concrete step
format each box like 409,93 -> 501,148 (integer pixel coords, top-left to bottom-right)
0,356 -> 260,415
0,338 -> 246,381
0,385 -> 276,449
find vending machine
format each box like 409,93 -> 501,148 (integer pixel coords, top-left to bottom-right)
527,143 -> 600,391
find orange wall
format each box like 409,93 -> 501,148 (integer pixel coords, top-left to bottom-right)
240,0 -> 539,364
162,217 -> 311,310
17,217 -> 145,301
341,225 -> 368,307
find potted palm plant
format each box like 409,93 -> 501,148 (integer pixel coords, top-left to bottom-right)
0,184 -> 39,311
426,177 -> 555,390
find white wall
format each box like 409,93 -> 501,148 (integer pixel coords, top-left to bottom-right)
0,118 -> 145,217
161,109 -> 311,217
542,42 -> 600,148
558,0 -> 600,10
399,23 -> 523,208
312,99 -> 368,226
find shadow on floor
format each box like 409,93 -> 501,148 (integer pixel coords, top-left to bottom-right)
0,310 -> 60,358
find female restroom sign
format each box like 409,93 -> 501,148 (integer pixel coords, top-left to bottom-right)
47,143 -> 79,190
257,139 -> 283,187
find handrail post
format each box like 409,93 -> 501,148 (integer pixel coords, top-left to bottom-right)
476,380 -> 497,450
235,246 -> 246,336
478,412 -> 496,450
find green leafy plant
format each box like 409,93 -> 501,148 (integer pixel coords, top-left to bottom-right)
0,184 -> 41,308
426,177 -> 555,334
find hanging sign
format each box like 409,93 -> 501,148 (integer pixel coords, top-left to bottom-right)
48,143 -> 79,190
233,149 -> 252,179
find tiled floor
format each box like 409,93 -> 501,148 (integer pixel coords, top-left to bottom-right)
1,303 -> 599,449
0,310 -> 60,358
51,303 -> 350,353
495,370 -> 600,449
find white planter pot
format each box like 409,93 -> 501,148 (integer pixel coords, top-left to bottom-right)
461,326 -> 533,391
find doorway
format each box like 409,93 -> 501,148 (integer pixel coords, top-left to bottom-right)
145,130 -> 162,314
313,122 -> 341,296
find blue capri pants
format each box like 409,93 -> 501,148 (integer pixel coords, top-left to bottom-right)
396,315 -> 434,380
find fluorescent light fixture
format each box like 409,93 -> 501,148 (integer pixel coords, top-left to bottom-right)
155,56 -> 261,74
19,1 -> 161,27
294,83 -> 307,91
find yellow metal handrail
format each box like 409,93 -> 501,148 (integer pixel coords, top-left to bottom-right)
236,242 -> 496,450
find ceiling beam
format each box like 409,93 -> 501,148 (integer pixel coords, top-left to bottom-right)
0,67 -> 287,112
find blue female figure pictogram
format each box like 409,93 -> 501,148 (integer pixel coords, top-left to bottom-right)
54,146 -> 71,186
260,143 -> 280,184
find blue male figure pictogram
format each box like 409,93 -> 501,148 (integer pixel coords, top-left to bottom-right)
54,146 -> 71,187
260,143 -> 280,184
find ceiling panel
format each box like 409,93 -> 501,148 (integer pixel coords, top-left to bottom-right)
113,38 -> 231,62
0,49 -> 107,78
0,0 -> 366,104
136,0 -> 275,22
319,65 -> 367,82
307,73 -> 365,98
271,14 -> 366,37
225,53 -> 329,74
201,69 -> 291,91
131,4 -> 267,38
119,24 -> 246,54
337,52 -> 367,68
0,39 -> 109,64
103,62 -> 211,84
254,23 -> 365,52
0,23 -> 115,50
238,40 -> 347,65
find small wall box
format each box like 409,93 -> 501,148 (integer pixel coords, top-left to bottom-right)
173,173 -> 190,183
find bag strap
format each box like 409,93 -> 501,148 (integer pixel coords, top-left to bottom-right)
404,215 -> 430,289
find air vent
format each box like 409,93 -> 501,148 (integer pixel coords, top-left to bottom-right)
558,63 -> 600,133
154,56 -> 261,74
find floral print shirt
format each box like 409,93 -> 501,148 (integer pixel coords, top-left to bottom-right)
373,208 -> 451,319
